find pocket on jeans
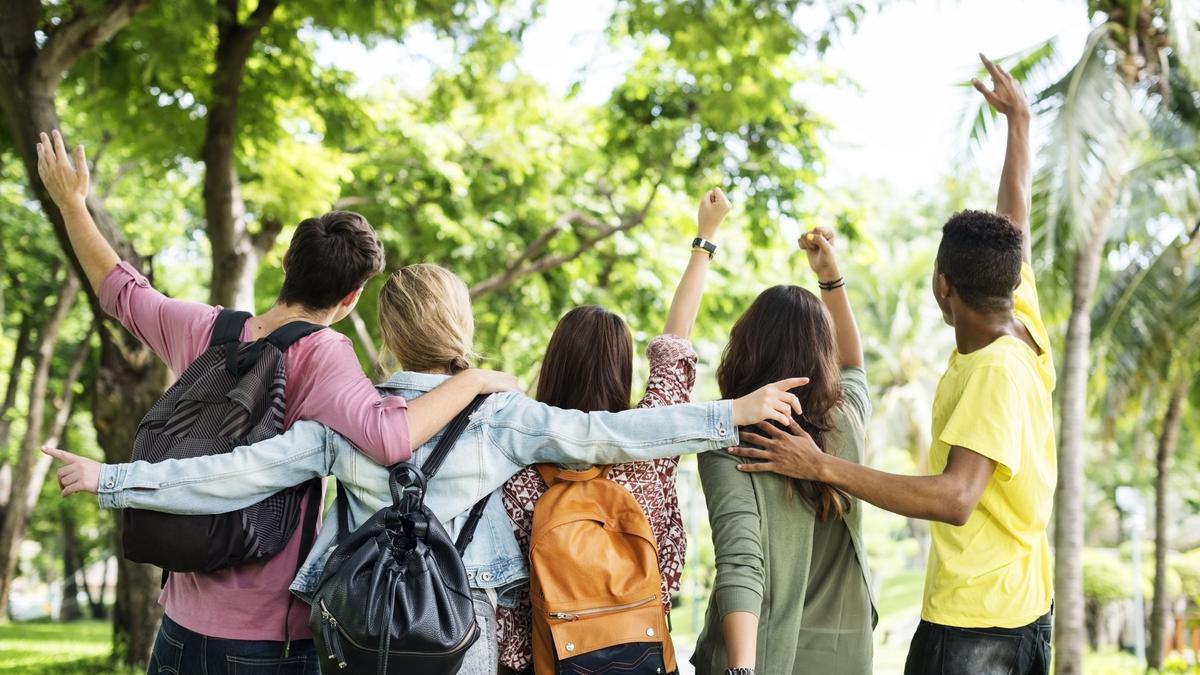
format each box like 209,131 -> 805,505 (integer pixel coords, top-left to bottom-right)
226,655 -> 309,675
150,625 -> 184,675
942,627 -> 1021,675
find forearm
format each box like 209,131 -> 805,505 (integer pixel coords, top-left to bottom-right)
722,612 -> 758,669
997,112 -> 1032,261
819,284 -> 863,369
96,431 -> 330,513
406,371 -> 485,447
815,453 -> 971,525
60,199 -> 120,294
663,250 -> 711,338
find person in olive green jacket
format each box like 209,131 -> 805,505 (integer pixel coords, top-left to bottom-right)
693,228 -> 876,675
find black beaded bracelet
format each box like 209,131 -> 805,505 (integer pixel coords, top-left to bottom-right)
818,277 -> 845,290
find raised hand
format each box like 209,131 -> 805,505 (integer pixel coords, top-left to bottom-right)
731,377 -> 809,427
36,130 -> 90,210
42,446 -> 102,496
697,188 -> 732,240
972,53 -> 1030,120
798,226 -> 840,282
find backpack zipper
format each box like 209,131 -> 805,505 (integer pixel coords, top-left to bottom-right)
547,595 -> 657,621
319,601 -> 349,669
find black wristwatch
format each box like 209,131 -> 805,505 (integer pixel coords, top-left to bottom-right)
692,237 -> 718,258
725,669 -> 755,675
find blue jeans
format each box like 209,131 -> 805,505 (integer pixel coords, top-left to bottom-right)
148,614 -> 318,675
904,608 -> 1053,675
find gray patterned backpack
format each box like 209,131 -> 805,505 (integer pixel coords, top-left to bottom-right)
122,309 -> 323,576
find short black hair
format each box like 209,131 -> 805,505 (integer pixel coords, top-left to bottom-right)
935,210 -> 1023,312
278,211 -> 385,310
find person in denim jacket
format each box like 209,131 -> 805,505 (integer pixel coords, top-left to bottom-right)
48,264 -> 807,674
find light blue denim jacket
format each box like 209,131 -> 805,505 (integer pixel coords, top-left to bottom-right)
97,371 -> 738,604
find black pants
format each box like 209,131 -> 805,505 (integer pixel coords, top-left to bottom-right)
148,614 -> 319,675
904,609 -> 1053,675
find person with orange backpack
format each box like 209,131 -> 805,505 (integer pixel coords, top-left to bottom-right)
497,188 -> 733,674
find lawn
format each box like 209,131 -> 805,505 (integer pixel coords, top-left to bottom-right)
0,620 -> 136,674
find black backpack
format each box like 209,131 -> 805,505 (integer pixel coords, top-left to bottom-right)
312,395 -> 490,675
123,309 -> 324,575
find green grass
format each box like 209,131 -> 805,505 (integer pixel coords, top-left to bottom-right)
0,620 -> 136,674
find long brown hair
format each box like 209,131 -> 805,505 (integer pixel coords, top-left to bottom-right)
717,285 -> 851,520
535,306 -> 633,413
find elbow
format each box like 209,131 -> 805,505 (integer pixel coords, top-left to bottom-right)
938,491 -> 978,527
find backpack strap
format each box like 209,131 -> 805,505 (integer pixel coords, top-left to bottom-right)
283,478 -> 323,654
453,494 -> 491,556
418,395 -> 488,480
265,321 -> 324,352
210,309 -> 251,348
335,479 -> 351,545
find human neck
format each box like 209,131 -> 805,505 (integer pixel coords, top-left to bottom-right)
952,306 -> 1020,355
253,303 -> 340,335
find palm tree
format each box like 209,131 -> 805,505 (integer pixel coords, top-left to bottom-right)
967,2 -> 1199,671
1093,215 -> 1200,667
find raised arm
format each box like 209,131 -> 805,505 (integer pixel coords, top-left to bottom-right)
36,130 -> 120,293
973,54 -> 1032,263
799,227 -> 863,369
663,188 -> 731,338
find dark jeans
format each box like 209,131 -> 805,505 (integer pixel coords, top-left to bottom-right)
148,614 -> 319,675
904,608 -> 1053,675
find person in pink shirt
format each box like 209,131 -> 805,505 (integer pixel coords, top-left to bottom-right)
36,130 -> 516,673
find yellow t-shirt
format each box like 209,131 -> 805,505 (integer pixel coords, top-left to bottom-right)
921,262 -> 1058,628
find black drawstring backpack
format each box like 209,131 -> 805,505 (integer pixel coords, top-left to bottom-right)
311,395 -> 490,675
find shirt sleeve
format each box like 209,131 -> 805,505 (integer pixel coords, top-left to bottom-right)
937,364 -> 1023,481
699,450 -> 764,617
637,334 -> 698,409
1014,263 -> 1052,362
99,261 -> 220,375
288,333 -> 412,465
839,366 -> 872,428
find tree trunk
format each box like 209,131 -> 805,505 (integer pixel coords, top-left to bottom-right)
0,312 -> 34,509
0,271 -> 80,616
0,0 -> 161,665
1053,223 -> 1109,675
60,507 -> 83,622
203,0 -> 280,309
1148,380 -> 1187,669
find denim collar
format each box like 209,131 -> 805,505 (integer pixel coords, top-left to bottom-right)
377,370 -> 451,393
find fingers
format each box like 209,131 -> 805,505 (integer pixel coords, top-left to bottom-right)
52,129 -> 69,166
736,462 -> 775,473
738,431 -> 773,448
40,132 -> 53,161
75,144 -> 89,184
757,420 -> 790,439
774,377 -> 810,391
785,416 -> 807,437
813,232 -> 835,256
729,446 -> 771,460
979,53 -> 1003,81
42,445 -> 70,460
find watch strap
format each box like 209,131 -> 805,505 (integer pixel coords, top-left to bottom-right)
692,237 -> 718,258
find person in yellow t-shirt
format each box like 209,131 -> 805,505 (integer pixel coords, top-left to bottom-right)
729,53 -> 1055,675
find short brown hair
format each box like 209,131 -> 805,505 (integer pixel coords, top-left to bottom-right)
535,306 -> 633,414
278,211 -> 385,310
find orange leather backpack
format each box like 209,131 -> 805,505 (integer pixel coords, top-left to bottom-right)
528,464 -> 677,675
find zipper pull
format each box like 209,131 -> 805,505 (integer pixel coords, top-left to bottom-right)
320,603 -> 349,669
548,611 -> 578,621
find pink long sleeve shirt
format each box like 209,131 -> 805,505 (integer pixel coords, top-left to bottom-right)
101,261 -> 412,641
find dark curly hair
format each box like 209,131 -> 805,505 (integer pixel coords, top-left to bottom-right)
935,210 -> 1023,312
